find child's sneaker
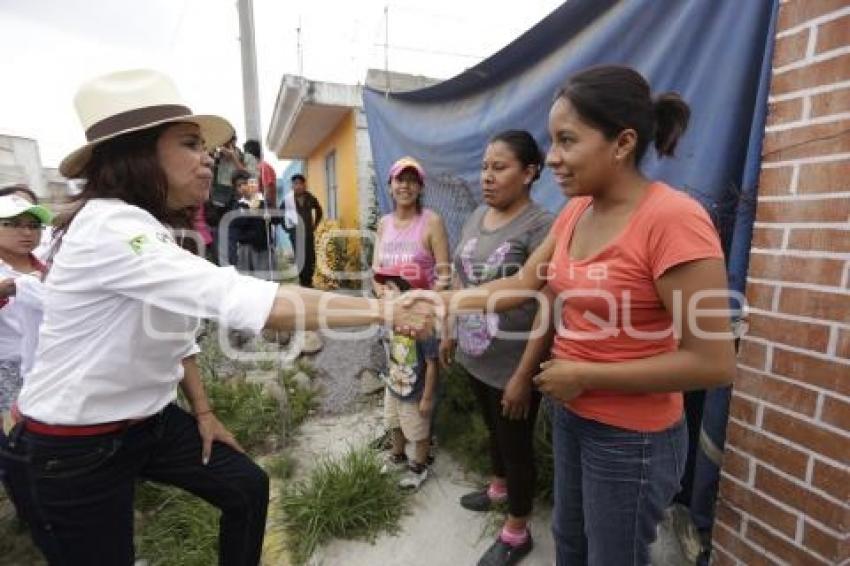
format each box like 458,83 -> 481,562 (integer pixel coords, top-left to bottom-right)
380,452 -> 408,474
398,462 -> 428,490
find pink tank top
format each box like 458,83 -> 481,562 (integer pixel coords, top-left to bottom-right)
378,210 -> 436,289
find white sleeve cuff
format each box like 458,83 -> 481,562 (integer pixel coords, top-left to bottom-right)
221,272 -> 279,334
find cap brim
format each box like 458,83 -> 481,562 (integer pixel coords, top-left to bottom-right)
59,114 -> 234,178
26,205 -> 54,225
1,204 -> 54,225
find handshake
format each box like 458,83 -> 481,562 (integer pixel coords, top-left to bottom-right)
382,288 -> 447,339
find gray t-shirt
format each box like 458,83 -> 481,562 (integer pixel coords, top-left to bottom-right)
453,202 -> 553,389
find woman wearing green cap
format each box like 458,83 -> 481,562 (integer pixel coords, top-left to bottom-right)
0,188 -> 53,412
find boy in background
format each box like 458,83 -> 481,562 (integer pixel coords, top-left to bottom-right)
231,173 -> 276,280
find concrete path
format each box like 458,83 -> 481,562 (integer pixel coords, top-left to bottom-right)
286,408 -> 556,566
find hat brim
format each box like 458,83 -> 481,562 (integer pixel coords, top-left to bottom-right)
59,114 -> 234,178
1,204 -> 54,225
388,165 -> 425,184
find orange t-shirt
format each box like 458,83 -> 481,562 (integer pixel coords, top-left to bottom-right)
546,182 -> 724,432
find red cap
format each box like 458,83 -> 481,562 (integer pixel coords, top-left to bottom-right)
388,156 -> 425,183
373,263 -> 431,290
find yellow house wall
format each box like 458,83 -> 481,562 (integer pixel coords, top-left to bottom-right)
305,111 -> 359,229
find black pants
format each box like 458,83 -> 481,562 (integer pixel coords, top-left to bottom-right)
463,364 -> 541,518
287,227 -> 315,287
4,403 -> 269,566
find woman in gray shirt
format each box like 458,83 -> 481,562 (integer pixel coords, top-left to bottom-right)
440,130 -> 553,566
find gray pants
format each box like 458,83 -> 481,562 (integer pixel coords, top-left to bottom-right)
236,244 -> 277,281
0,359 -> 22,413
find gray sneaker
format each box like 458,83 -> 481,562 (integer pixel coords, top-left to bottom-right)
380,452 -> 408,474
398,463 -> 428,490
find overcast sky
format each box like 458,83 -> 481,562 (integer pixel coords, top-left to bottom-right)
0,0 -> 563,171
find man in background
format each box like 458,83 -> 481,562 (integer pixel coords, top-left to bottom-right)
286,174 -> 322,287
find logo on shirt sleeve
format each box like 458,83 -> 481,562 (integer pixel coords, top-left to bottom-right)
128,234 -> 150,255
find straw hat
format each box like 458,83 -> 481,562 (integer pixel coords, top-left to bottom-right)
59,69 -> 234,178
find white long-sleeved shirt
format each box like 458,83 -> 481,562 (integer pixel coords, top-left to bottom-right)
0,261 -> 45,375
17,199 -> 278,425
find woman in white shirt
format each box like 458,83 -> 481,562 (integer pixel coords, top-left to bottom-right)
2,69 -> 431,566
0,190 -> 51,412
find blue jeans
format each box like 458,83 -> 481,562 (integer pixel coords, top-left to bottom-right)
3,403 -> 268,566
550,400 -> 687,565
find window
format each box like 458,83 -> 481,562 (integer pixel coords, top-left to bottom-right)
324,150 -> 338,220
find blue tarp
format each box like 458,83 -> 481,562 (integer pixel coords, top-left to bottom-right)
364,0 -> 777,547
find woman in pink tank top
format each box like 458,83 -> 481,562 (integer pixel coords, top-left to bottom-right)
373,156 -> 450,295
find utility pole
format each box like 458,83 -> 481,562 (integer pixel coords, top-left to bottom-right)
297,16 -> 303,77
384,5 -> 390,96
237,0 -> 261,142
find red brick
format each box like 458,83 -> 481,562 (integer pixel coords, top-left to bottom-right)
712,520 -> 774,565
755,464 -> 848,529
788,227 -> 850,252
762,407 -> 850,465
715,499 -> 745,533
778,0 -> 850,30
721,477 -> 800,537
756,198 -> 850,223
811,86 -> 850,118
768,97 -> 805,127
821,395 -> 850,430
745,281 -> 777,310
758,165 -> 794,195
726,419 -> 810,478
812,459 -> 850,506
771,53 -> 850,96
729,392 -> 760,425
803,520 -> 843,562
746,521 -> 829,565
748,253 -> 845,286
737,339 -> 768,371
775,28 -> 811,67
748,312 -> 831,352
751,226 -> 785,249
815,13 -> 850,54
723,442 -> 754,480
797,159 -> 850,194
736,366 -> 819,416
710,543 -> 738,566
837,327 -> 850,359
778,287 -> 850,323
762,117 -> 850,161
772,347 -> 850,395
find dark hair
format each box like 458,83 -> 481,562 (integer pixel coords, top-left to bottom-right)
243,139 -> 261,159
231,169 -> 251,187
291,173 -> 306,183
54,123 -> 193,237
555,65 -> 690,162
0,184 -> 39,203
488,130 -> 543,186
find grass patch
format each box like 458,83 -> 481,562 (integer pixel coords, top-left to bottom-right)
134,483 -> 219,565
434,363 -> 555,504
0,491 -> 45,565
279,362 -> 319,432
201,377 -> 284,453
279,446 -> 409,565
265,453 -> 298,481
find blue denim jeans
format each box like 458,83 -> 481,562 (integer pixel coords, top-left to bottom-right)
3,403 -> 269,566
550,400 -> 687,565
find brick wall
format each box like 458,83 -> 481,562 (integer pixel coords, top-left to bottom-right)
713,1 -> 850,564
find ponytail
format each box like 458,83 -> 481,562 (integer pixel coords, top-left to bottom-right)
653,92 -> 690,157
